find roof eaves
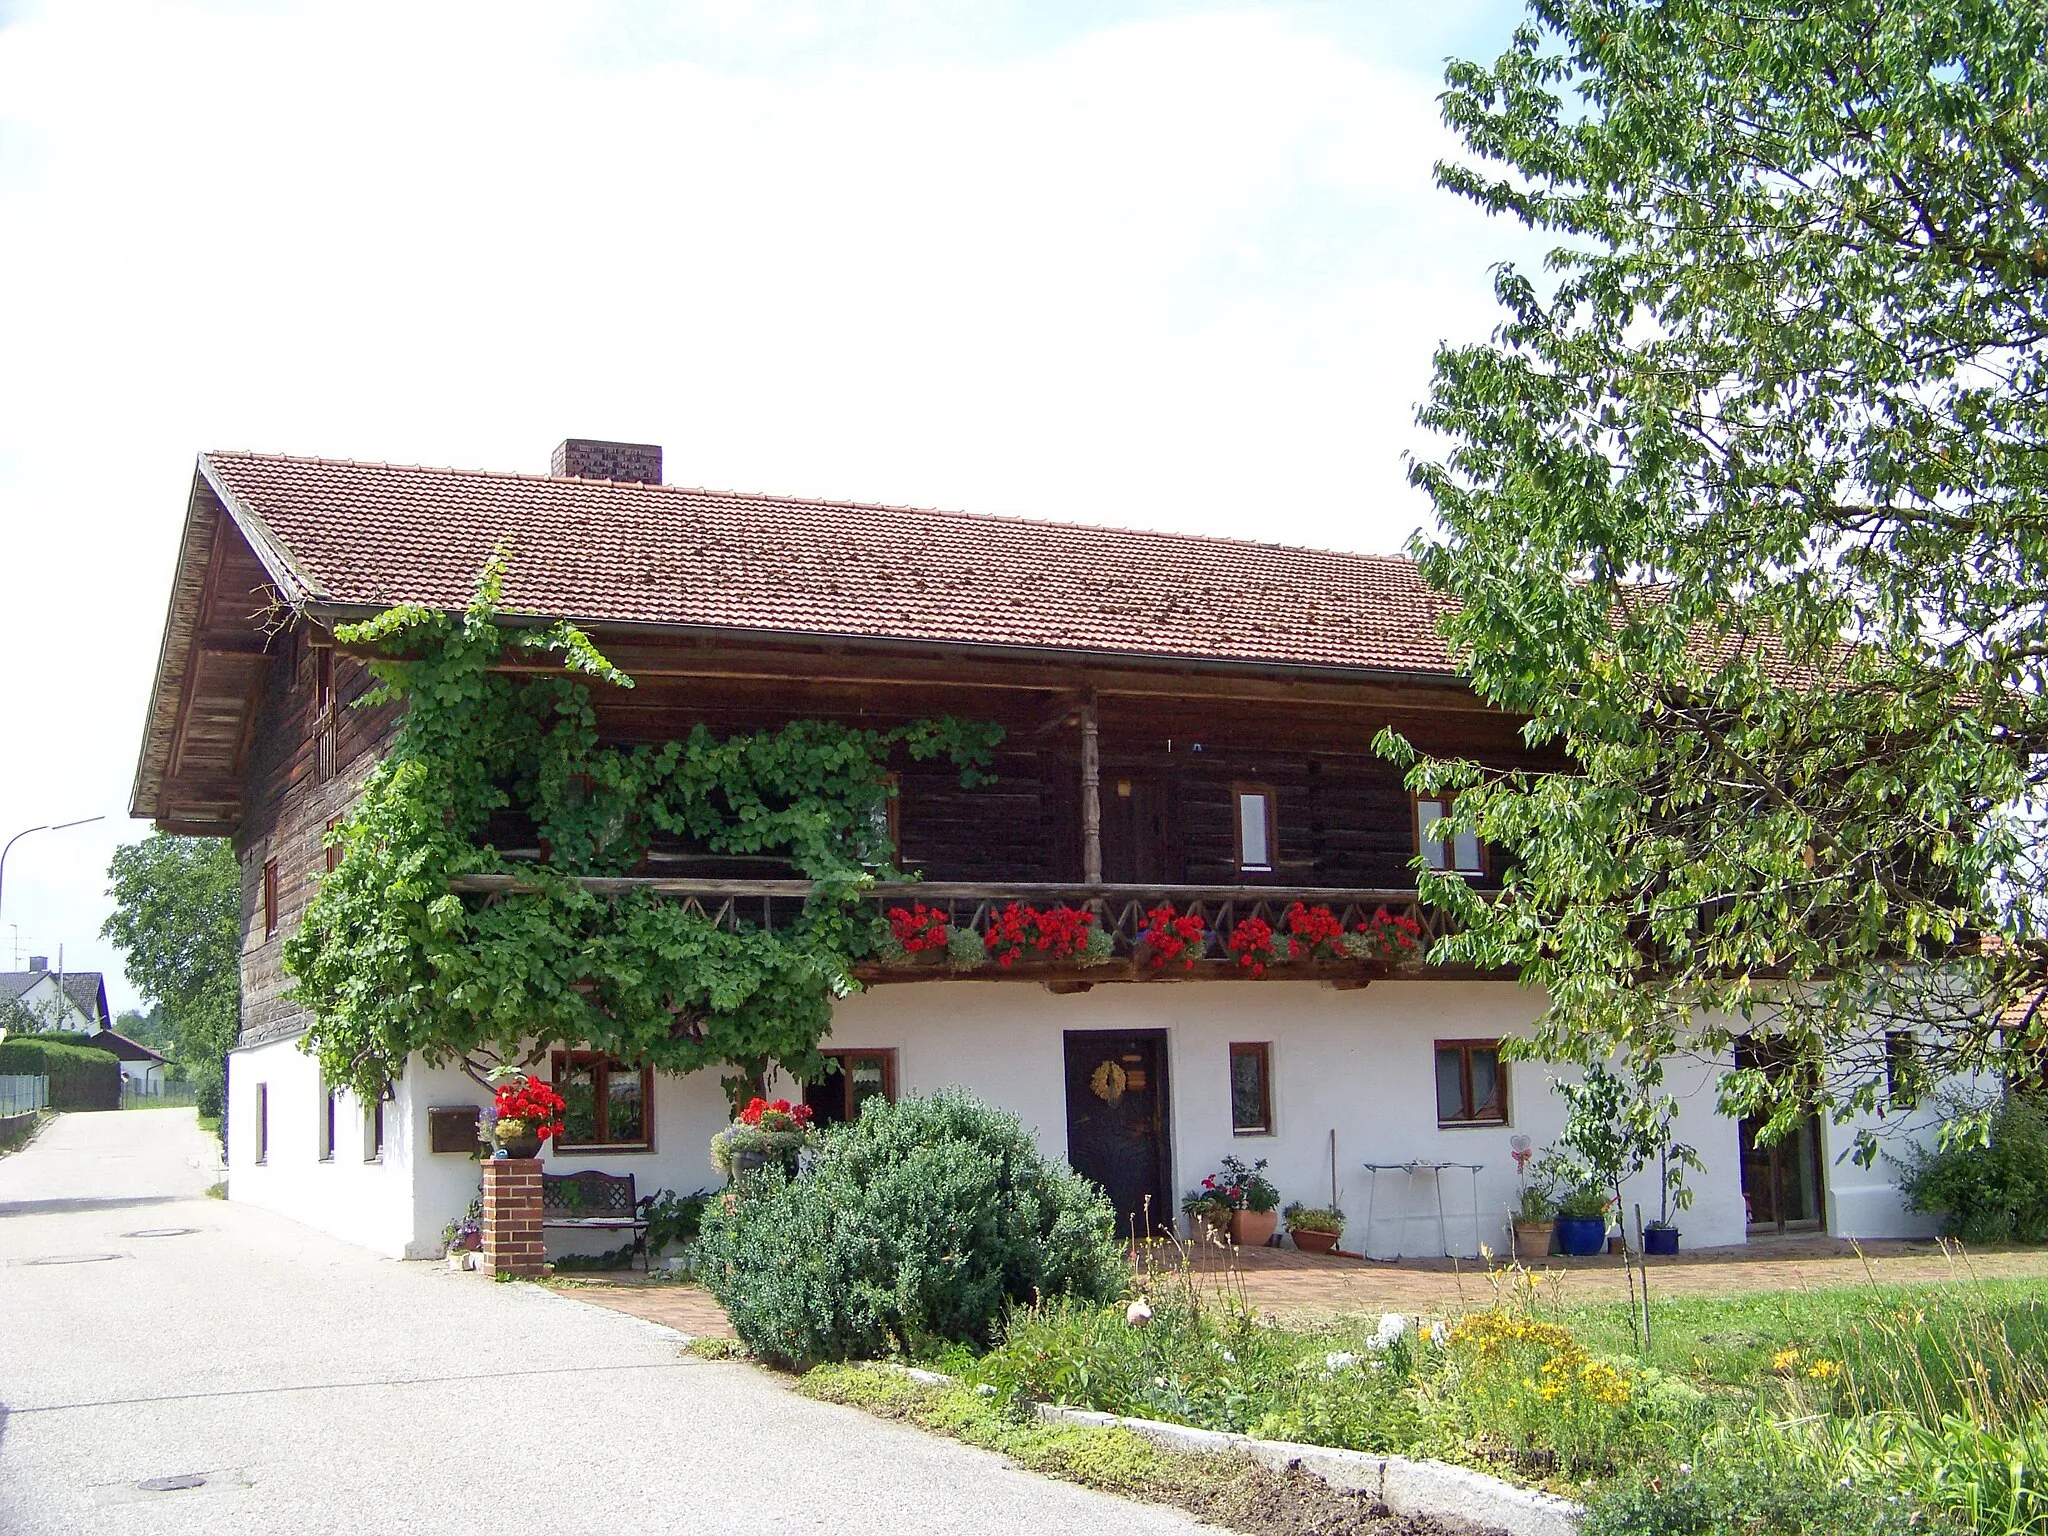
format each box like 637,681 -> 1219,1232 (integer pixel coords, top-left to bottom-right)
196,452 -> 331,611
304,604 -> 1466,691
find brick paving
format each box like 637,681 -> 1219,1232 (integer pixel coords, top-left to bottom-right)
552,1236 -> 2048,1340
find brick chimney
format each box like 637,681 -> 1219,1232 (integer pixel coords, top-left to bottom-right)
550,439 -> 662,485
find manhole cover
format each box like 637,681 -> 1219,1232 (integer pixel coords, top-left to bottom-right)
137,1474 -> 209,1493
121,1227 -> 199,1239
22,1253 -> 123,1266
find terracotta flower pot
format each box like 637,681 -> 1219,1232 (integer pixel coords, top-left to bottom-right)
1512,1219 -> 1554,1260
1290,1228 -> 1339,1256
1229,1209 -> 1278,1247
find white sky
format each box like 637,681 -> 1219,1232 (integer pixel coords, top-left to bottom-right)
0,0 -> 1534,1013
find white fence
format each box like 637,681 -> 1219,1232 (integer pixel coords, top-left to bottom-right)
0,1075 -> 49,1117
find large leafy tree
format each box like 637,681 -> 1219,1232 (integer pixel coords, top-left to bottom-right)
102,833 -> 241,1114
1398,0 -> 2048,1156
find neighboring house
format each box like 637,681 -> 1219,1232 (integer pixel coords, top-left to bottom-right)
129,439 -> 1950,1260
1,960 -> 112,1034
87,1030 -> 169,1093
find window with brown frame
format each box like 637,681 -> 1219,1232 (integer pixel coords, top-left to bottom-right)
1233,785 -> 1276,873
550,1051 -> 654,1150
803,1048 -> 899,1127
254,1082 -> 269,1164
1414,793 -> 1485,876
363,1092 -> 385,1162
1230,1042 -> 1273,1135
262,858 -> 280,937
324,815 -> 343,874
318,1081 -> 336,1161
1885,1031 -> 1922,1110
1435,1039 -> 1507,1126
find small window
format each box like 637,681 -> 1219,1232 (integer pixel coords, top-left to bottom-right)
318,1082 -> 336,1161
1435,1040 -> 1507,1126
1415,794 -> 1484,876
867,774 -> 901,868
254,1082 -> 269,1164
1230,1042 -> 1273,1135
363,1092 -> 385,1162
551,1051 -> 654,1150
262,858 -> 280,936
804,1049 -> 899,1127
324,815 -> 343,874
1235,786 -> 1276,873
1886,1031 -> 1921,1110
314,646 -> 333,711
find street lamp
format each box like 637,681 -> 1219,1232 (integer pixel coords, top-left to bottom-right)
0,816 -> 106,926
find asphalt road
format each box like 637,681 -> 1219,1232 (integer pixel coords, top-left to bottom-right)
0,1108 -> 1204,1535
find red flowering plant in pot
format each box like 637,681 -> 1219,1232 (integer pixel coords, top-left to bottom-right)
1136,903 -> 1209,972
489,1075 -> 567,1160
710,1097 -> 816,1179
1340,906 -> 1425,964
1282,902 -> 1347,962
982,902 -> 1103,969
1225,915 -> 1286,977
1181,1156 -> 1280,1245
874,902 -> 949,964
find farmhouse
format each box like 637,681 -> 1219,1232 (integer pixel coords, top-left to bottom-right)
131,439 -> 1940,1260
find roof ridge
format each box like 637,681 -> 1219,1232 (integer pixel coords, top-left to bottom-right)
200,450 -> 1425,571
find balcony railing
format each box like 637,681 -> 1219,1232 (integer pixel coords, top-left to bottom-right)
449,875 -> 1470,983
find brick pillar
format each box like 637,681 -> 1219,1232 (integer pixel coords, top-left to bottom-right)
482,1158 -> 545,1278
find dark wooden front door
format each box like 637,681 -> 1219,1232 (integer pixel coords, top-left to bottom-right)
1101,775 -> 1171,884
1063,1030 -> 1172,1240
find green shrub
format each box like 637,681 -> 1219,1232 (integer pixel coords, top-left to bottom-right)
1900,1094 -> 2048,1244
1583,1465 -> 1944,1536
0,1039 -> 121,1110
697,1090 -> 1125,1367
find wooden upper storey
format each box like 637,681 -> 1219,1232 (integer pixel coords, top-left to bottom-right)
132,451 -> 1541,870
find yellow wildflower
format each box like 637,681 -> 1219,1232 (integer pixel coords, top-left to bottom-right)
1771,1347 -> 1802,1373
1804,1358 -> 1841,1382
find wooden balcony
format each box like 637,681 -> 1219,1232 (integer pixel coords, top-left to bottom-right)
447,876 -> 1477,986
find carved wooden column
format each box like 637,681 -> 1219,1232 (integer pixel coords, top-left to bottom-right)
1080,696 -> 1102,886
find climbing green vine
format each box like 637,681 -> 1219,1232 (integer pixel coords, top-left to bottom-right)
283,560 -> 1002,1103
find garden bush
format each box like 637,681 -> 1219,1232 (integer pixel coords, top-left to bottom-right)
1582,1464 -> 1947,1536
0,1038 -> 120,1110
698,1090 -> 1124,1367
1899,1094 -> 2048,1244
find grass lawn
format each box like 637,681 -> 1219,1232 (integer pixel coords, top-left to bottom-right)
1559,1272 -> 2048,1388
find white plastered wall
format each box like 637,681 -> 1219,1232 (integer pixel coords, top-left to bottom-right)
225,1032 -> 419,1258
232,979 -> 1950,1262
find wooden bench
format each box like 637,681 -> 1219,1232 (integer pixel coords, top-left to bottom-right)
540,1170 -> 649,1270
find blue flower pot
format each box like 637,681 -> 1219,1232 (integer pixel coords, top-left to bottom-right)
1643,1226 -> 1680,1257
1555,1215 -> 1608,1256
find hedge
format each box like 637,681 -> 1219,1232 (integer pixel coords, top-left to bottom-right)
0,1038 -> 122,1111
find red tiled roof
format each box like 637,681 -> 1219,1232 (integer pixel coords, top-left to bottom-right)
199,452 -> 1457,676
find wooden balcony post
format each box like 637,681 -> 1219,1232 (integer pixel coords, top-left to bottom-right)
1080,697 -> 1102,886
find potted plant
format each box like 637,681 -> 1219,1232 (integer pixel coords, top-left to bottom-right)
1511,1181 -> 1557,1260
709,1097 -> 816,1179
1187,1155 -> 1281,1245
1644,1140 -> 1695,1255
441,1195 -> 483,1255
1225,916 -> 1286,977
1281,902 -> 1347,963
1338,906 -> 1425,964
1136,903 -> 1208,972
1553,1179 -> 1611,1256
1181,1188 -> 1231,1239
489,1074 -> 567,1160
1282,1202 -> 1344,1255
876,902 -> 949,966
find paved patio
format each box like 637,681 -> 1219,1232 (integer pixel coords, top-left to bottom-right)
553,1233 -> 2048,1340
